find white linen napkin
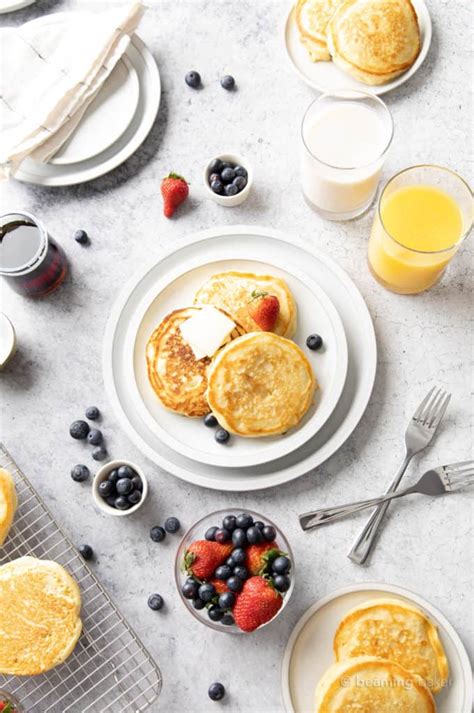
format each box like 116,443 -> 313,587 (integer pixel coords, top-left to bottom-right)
0,1 -> 145,178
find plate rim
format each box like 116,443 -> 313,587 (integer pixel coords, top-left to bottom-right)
102,225 -> 377,491
0,0 -> 35,12
281,581 -> 473,713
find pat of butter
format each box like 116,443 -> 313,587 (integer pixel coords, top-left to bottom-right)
180,306 -> 236,360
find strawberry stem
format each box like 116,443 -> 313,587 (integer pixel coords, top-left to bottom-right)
248,289 -> 268,303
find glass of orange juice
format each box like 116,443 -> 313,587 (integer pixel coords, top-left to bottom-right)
368,165 -> 472,294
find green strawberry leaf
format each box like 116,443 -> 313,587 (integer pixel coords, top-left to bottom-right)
248,289 -> 268,303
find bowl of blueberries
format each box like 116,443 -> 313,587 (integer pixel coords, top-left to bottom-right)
92,459 -> 148,516
203,153 -> 253,207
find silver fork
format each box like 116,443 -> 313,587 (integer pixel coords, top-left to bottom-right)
347,386 -> 451,566
299,461 -> 474,530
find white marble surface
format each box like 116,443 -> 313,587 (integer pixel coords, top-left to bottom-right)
1,1 -> 473,711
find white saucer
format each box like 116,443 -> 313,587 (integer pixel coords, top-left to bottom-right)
284,0 -> 432,96
128,255 -> 348,468
103,226 -> 377,491
282,582 -> 473,713
50,56 -> 139,166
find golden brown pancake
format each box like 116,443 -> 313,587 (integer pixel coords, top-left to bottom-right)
296,0 -> 344,61
0,467 -> 17,546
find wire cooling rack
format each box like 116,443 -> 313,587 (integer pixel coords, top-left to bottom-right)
0,443 -> 162,712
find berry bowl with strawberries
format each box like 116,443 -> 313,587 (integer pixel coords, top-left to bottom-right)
175,509 -> 294,633
203,153 -> 253,207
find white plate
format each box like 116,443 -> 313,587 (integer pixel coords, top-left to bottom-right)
50,56 -> 139,166
128,255 -> 348,468
282,582 -> 473,713
0,0 -> 35,12
14,13 -> 160,186
284,0 -> 432,96
103,226 -> 377,491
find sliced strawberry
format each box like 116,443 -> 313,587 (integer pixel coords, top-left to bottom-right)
184,540 -> 233,581
233,576 -> 283,632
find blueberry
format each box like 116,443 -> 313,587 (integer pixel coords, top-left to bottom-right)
106,495 -> 116,508
148,593 -> 164,610
234,165 -> 248,178
182,580 -> 199,599
215,428 -> 230,444
210,179 -> 224,195
150,526 -> 166,542
262,525 -> 276,542
215,565 -> 232,580
215,528 -> 230,543
78,544 -> 93,560
70,420 -> 89,439
224,183 -> 239,196
227,576 -> 243,593
116,478 -> 133,495
232,528 -> 247,547
204,412 -> 218,428
92,446 -> 107,461
246,526 -> 263,544
233,175 -> 247,192
236,513 -> 253,529
205,526 -> 219,541
192,597 -> 206,610
198,583 -> 215,603
114,495 -> 131,510
71,464 -> 90,482
233,565 -> 249,580
87,428 -> 103,446
220,74 -> 235,90
209,173 -> 220,184
225,556 -> 235,567
209,158 -> 224,173
231,547 -> 246,564
254,521 -> 265,530
221,167 -> 236,184
272,556 -> 291,575
108,469 -> 119,485
208,682 -> 225,701
185,70 -> 201,88
131,475 -> 143,491
73,229 -> 88,244
274,574 -> 291,592
218,591 -> 236,609
99,480 -> 113,498
85,406 -> 100,420
221,612 -> 235,626
164,517 -> 180,534
306,334 -> 323,351
118,465 -> 134,479
221,161 -> 232,170
128,490 -> 141,505
208,605 -> 224,622
222,515 -> 237,532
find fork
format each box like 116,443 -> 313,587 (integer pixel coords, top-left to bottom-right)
299,461 -> 474,530
347,386 -> 451,566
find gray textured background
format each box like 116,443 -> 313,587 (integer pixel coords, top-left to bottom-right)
1,1 -> 473,711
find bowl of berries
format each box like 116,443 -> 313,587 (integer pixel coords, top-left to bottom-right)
203,153 -> 253,207
92,459 -> 148,516
175,509 -> 294,633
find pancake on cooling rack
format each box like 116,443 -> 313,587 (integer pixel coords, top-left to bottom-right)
327,0 -> 420,85
194,271 -> 297,339
0,556 -> 82,675
0,467 -> 17,546
146,306 -> 246,418
295,0 -> 344,61
206,332 -> 316,437
333,598 -> 449,693
314,656 -> 436,712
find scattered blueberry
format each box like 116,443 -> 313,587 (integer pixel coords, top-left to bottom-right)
218,591 -> 236,609
221,612 -> 235,626
210,179 -> 224,195
182,580 -> 199,599
306,334 -> 323,351
215,428 -> 230,444
272,556 -> 291,575
246,525 -> 263,544
73,229 -> 88,245
92,446 -> 107,461
224,183 -> 239,196
85,406 -> 100,420
131,475 -> 143,491
71,464 -> 90,482
99,480 -> 113,498
116,478 -> 133,495
87,428 -> 103,446
185,70 -> 201,88
108,469 -> 119,485
70,420 -> 90,439
262,525 -> 276,541
221,167 -> 236,184
164,517 -> 180,534
205,526 -> 219,541
78,544 -> 93,560
220,74 -> 235,90
233,565 -> 248,581
208,682 -> 226,701
231,547 -> 246,564
233,175 -> 247,191
227,576 -> 243,593
274,574 -> 291,592
215,564 -> 232,580
209,158 -> 223,174
232,528 -> 247,547
208,605 -> 224,622
150,526 -> 166,543
236,513 -> 253,529
128,490 -> 141,505
222,515 -> 237,532
215,528 -> 230,543
148,593 -> 164,610
198,583 -> 216,602
234,165 -> 248,178
118,465 -> 134,479
192,597 -> 206,610
114,496 -> 131,510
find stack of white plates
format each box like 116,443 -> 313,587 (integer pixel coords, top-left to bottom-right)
103,226 -> 377,492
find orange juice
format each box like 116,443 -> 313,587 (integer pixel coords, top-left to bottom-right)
369,184 -> 464,293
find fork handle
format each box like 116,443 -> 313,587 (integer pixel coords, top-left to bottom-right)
348,453 -> 413,566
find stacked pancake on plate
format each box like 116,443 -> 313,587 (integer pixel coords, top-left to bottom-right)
296,0 -> 421,85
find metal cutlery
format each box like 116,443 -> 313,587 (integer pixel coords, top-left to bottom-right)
299,461 -> 474,530
347,386 -> 451,566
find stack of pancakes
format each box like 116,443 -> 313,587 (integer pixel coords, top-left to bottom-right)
296,0 -> 421,85
146,271 -> 317,437
314,598 -> 449,711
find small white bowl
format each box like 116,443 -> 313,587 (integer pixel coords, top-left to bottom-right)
203,153 -> 253,207
92,459 -> 148,517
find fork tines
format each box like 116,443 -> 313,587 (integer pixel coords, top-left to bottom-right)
413,386 -> 451,429
444,461 -> 474,489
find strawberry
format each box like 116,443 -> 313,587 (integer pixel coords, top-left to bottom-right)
247,290 -> 280,332
233,576 -> 283,632
246,541 -> 281,575
210,578 -> 228,595
184,540 -> 233,581
161,172 -> 189,218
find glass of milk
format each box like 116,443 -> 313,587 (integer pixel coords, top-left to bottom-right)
301,90 -> 393,221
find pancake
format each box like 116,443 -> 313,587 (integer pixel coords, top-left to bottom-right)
146,306 -> 245,418
206,332 -> 316,437
0,556 -> 82,676
0,467 -> 17,546
334,598 -> 449,693
314,656 -> 436,712
296,0 -> 344,61
194,271 -> 297,339
327,0 -> 421,85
